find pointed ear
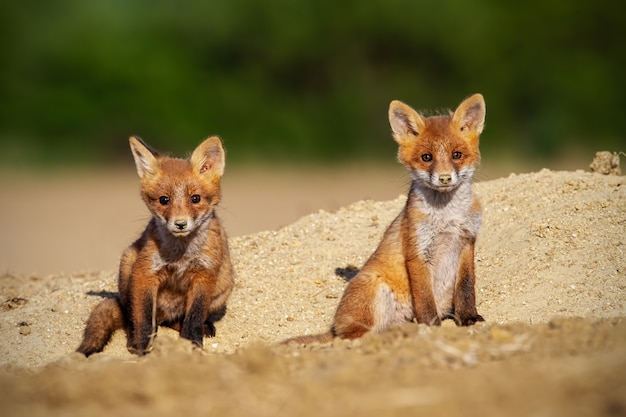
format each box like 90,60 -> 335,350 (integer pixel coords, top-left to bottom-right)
129,136 -> 159,179
190,136 -> 225,177
452,94 -> 485,136
388,100 -> 426,144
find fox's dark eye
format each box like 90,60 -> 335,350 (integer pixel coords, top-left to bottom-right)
421,154 -> 433,162
159,196 -> 170,205
452,151 -> 462,160
190,194 -> 201,204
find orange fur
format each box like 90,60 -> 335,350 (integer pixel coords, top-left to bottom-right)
77,136 -> 234,356
284,94 -> 486,346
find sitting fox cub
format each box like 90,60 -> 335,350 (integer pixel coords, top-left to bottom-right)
286,94 -> 486,345
77,136 -> 235,356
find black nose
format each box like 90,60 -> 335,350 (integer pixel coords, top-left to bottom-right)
175,220 -> 187,230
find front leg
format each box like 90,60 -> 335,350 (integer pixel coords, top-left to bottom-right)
403,215 -> 440,325
181,271 -> 215,348
128,279 -> 158,355
453,241 -> 484,326
407,255 -> 441,325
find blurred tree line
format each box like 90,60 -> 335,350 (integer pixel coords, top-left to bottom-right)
0,0 -> 623,166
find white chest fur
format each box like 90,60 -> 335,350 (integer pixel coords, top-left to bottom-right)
150,220 -> 214,282
413,183 -> 481,316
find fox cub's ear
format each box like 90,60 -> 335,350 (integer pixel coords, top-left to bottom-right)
388,100 -> 426,144
452,94 -> 486,137
129,136 -> 160,179
191,136 -> 225,177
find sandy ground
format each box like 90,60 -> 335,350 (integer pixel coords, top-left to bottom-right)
0,159 -> 625,416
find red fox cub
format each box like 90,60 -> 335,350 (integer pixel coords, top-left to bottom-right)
286,94 -> 486,345
77,136 -> 235,356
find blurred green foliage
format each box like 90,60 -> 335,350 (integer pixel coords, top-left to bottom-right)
0,0 -> 623,166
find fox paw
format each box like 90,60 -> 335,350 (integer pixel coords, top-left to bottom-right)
445,313 -> 484,326
461,314 -> 485,326
127,338 -> 154,356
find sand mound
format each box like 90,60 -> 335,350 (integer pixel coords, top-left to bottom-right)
0,169 -> 624,416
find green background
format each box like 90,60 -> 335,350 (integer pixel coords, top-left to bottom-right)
1,0 -> 623,167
